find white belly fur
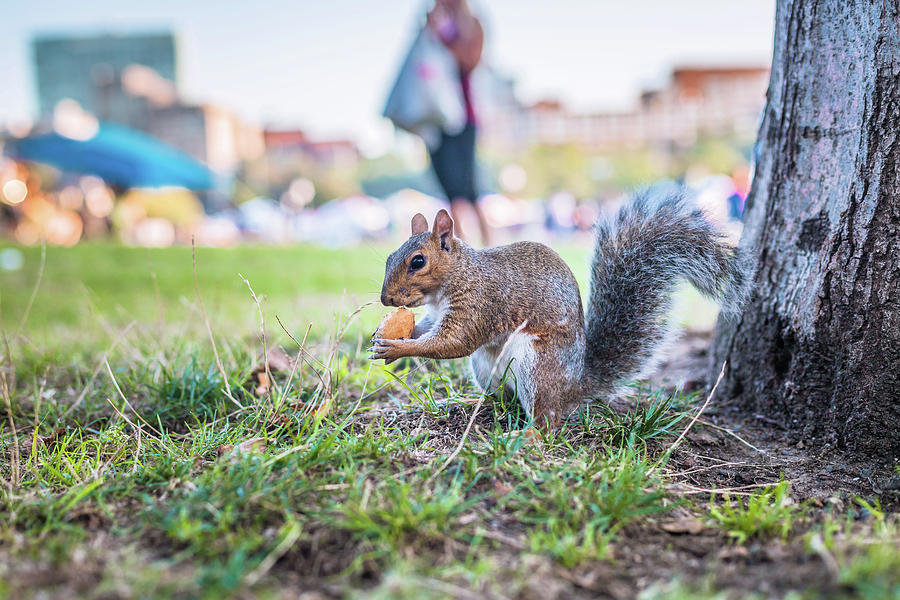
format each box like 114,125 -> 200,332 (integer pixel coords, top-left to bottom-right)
470,331 -> 538,416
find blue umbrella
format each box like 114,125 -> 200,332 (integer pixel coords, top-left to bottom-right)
7,122 -> 216,190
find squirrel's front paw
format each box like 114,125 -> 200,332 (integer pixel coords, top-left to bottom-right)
370,338 -> 412,364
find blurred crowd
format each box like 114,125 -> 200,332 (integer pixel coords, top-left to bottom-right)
0,152 -> 747,251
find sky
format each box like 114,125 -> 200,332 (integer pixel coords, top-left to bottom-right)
1,1 -> 775,153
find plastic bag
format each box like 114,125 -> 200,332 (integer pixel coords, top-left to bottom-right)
382,28 -> 466,141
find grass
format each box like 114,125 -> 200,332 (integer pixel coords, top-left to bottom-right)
707,480 -> 805,544
808,500 -> 900,600
0,241 -> 718,344
0,241 -> 897,598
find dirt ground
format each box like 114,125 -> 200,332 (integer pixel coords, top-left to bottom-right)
343,332 -> 900,599
654,332 -> 900,506
609,331 -> 900,599
4,332 -> 898,599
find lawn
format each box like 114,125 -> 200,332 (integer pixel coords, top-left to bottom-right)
0,242 -> 718,345
1,242 -> 898,599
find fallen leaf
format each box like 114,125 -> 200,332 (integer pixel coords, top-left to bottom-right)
661,516 -> 706,535
493,480 -> 514,496
255,371 -> 270,396
248,347 -> 299,396
35,427 -> 65,449
236,437 -> 267,454
457,396 -> 483,405
457,513 -> 478,525
216,444 -> 234,457
266,347 -> 296,372
717,545 -> 750,560
313,398 -> 333,419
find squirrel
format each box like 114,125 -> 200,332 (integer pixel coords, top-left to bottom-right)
371,189 -> 748,428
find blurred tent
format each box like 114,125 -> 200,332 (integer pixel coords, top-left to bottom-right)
6,123 -> 216,190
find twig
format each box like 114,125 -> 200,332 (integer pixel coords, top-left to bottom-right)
695,417 -> 769,455
191,238 -> 237,405
667,460 -> 755,478
668,481 -> 785,495
668,361 -> 726,453
104,360 -> 163,439
104,397 -> 145,439
275,317 -> 329,398
132,424 -> 142,474
691,453 -> 737,464
63,321 -> 137,419
476,528 -> 526,550
296,323 -> 312,399
351,361 -> 374,416
1,370 -> 19,488
314,298 -> 373,414
272,325 -> 309,414
428,320 -> 528,484
244,521 -> 302,586
240,273 -> 274,403
14,241 -> 45,338
145,248 -> 165,339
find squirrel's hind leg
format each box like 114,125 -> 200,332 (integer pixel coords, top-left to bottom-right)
470,333 -> 539,416
530,334 -> 586,429
470,345 -> 521,407
471,334 -> 582,430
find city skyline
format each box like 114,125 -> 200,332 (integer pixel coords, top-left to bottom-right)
1,1 -> 775,154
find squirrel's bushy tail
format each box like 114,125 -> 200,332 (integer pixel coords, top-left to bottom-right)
584,187 -> 749,398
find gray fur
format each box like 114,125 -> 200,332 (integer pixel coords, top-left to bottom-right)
584,189 -> 749,399
374,191 -> 749,425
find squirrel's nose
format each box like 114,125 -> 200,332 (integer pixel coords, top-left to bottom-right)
380,292 -> 391,306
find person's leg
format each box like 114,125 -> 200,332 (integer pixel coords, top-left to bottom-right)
428,133 -> 453,203
429,124 -> 491,245
451,198 -> 491,246
457,123 -> 491,245
471,200 -> 491,246
449,197 -> 468,240
429,132 -> 469,238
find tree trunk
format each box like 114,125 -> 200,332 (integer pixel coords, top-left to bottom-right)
710,0 -> 900,459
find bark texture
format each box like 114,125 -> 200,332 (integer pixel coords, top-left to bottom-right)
710,0 -> 900,459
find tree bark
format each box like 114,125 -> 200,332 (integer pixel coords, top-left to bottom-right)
710,0 -> 900,459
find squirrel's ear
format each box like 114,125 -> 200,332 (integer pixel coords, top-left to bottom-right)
433,209 -> 454,250
410,213 -> 428,236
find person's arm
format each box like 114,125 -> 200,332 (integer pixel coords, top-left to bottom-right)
427,6 -> 483,75
445,16 -> 483,75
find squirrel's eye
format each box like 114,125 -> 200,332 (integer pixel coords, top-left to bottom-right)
410,255 -> 426,270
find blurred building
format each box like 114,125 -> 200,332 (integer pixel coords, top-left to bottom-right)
470,68 -> 530,152
33,32 -> 177,121
139,102 -> 265,174
260,129 -> 361,204
263,130 -> 360,169
31,31 -> 263,175
481,65 -> 769,152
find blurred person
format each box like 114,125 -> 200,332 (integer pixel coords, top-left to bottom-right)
426,0 -> 491,245
545,190 -> 576,235
727,164 -> 751,221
